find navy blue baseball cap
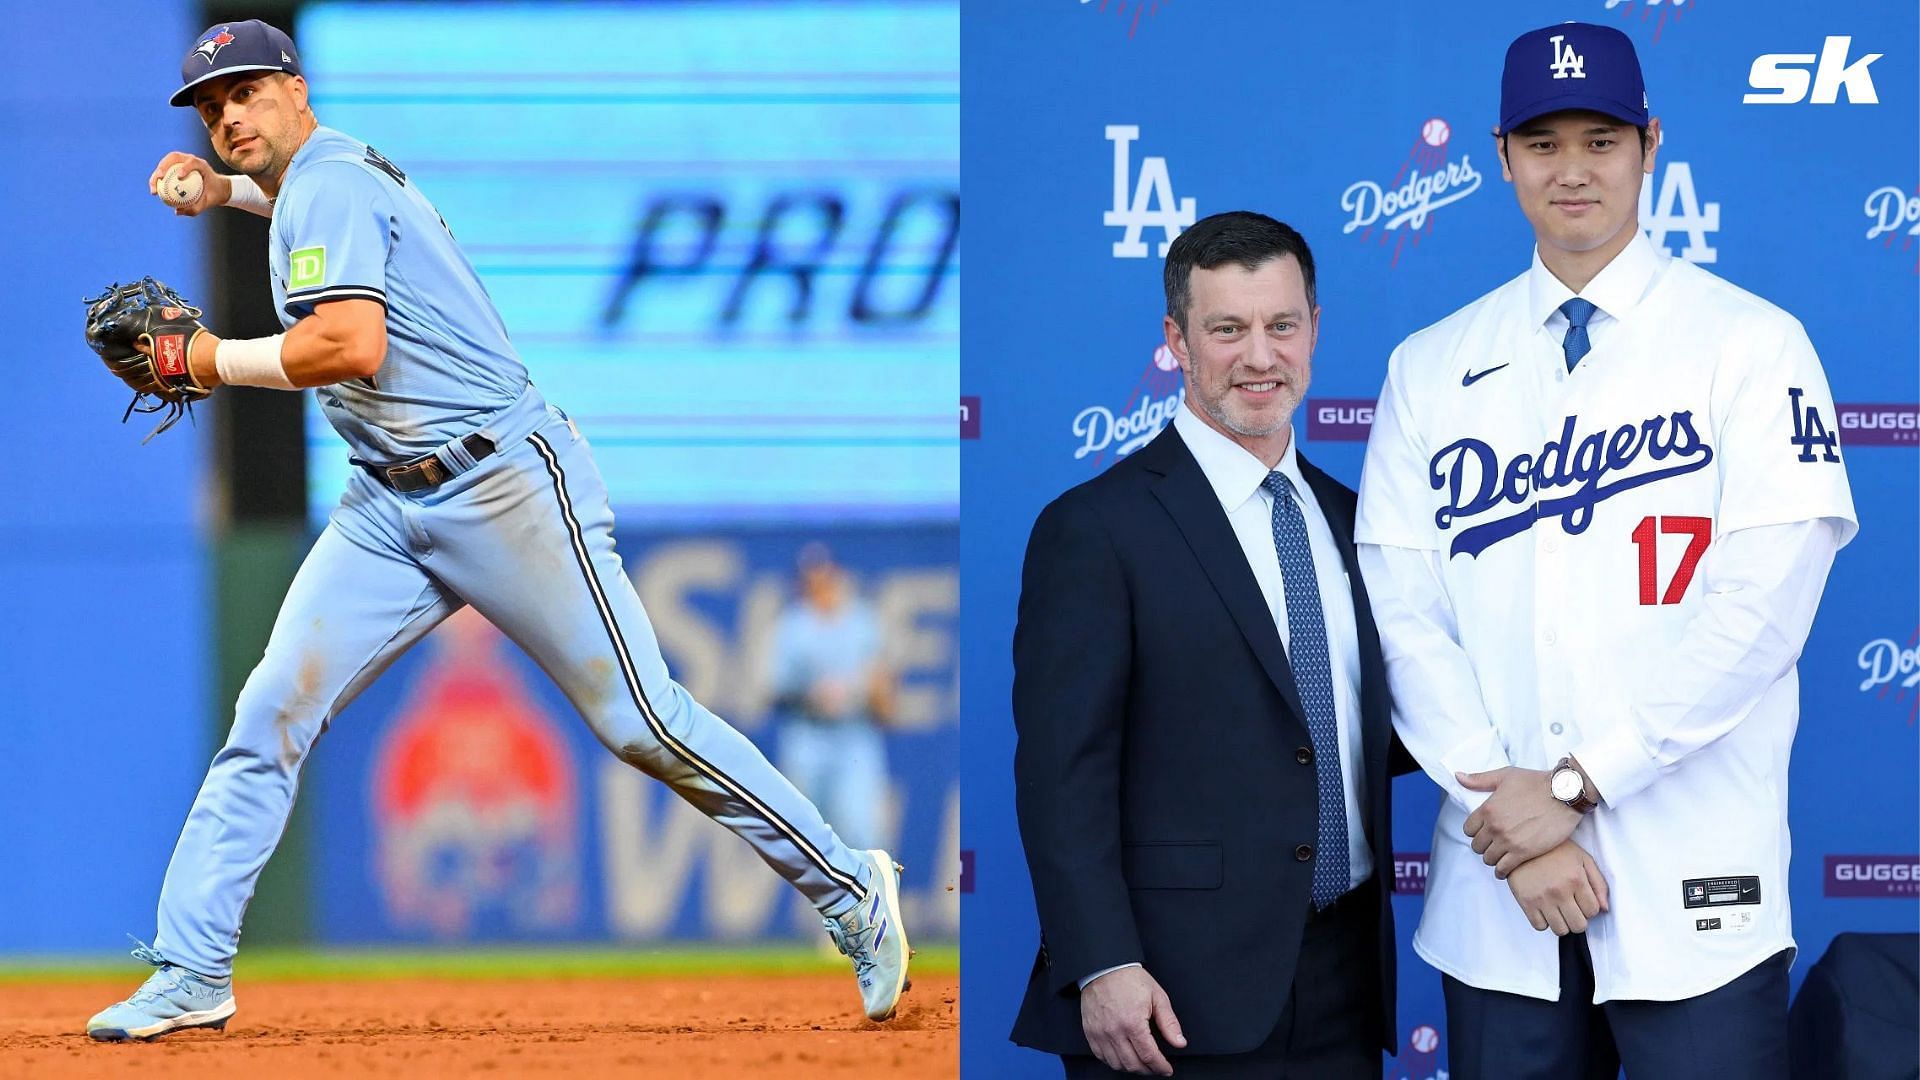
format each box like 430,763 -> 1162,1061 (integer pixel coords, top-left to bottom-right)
1497,22 -> 1648,134
170,20 -> 303,108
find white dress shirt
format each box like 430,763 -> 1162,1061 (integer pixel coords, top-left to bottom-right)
1356,232 -> 1857,1003
1080,404 -> 1375,991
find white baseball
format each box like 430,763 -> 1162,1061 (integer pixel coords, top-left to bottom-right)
159,165 -> 204,208
1421,117 -> 1451,147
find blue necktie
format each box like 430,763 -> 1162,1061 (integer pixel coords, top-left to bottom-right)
1559,297 -> 1597,371
1262,471 -> 1349,909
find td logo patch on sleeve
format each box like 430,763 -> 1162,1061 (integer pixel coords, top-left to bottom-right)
290,246 -> 327,290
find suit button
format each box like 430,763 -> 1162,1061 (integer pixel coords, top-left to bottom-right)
1296,746 -> 1313,765
1295,843 -> 1315,861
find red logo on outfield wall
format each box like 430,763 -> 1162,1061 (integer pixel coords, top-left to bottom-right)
372,610 -> 581,937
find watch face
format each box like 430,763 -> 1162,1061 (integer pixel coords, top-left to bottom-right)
1552,768 -> 1584,801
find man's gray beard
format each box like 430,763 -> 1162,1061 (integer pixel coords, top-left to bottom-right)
1195,385 -> 1291,439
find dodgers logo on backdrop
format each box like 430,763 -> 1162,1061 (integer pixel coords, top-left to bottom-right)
1430,412 -> 1714,558
1342,119 -> 1481,269
1862,185 -> 1919,272
1072,343 -> 1185,465
372,613 -> 580,938
1105,125 -> 1195,258
1388,1018 -> 1445,1079
1857,629 -> 1919,725
194,26 -> 236,65
1640,158 -> 1720,264
1078,0 -> 1164,39
1605,0 -> 1689,45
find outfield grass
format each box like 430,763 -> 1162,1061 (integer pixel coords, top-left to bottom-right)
0,942 -> 958,983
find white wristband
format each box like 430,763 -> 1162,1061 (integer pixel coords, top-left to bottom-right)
214,335 -> 297,390
224,173 -> 274,218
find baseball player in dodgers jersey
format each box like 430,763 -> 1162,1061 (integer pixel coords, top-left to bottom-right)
86,20 -> 909,1041
1356,23 -> 1854,1078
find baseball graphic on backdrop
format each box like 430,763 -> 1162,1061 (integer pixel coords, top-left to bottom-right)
158,165 -> 204,208
1421,117 -> 1451,147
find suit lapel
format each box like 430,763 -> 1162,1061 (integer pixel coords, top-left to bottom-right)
1140,429 -> 1309,728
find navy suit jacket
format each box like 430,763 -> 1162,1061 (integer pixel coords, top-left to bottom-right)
1009,425 -> 1400,1058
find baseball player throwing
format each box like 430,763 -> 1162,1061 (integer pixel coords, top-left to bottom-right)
83,19 -> 909,1041
1356,22 -> 1854,1078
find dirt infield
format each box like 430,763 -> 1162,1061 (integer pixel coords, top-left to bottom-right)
0,972 -> 957,1077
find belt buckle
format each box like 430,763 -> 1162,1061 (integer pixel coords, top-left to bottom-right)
385,455 -> 448,492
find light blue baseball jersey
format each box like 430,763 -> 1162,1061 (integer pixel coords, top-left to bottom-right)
142,124 -> 880,996
268,125 -> 528,461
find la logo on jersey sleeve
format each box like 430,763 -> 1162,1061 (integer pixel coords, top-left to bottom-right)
1788,388 -> 1841,463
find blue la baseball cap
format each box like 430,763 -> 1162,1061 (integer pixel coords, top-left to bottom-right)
170,20 -> 303,108
1498,22 -> 1648,135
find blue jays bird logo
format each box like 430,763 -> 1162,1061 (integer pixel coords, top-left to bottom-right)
194,26 -> 236,65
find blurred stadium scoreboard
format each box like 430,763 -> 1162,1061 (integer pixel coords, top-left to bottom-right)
297,1 -> 959,526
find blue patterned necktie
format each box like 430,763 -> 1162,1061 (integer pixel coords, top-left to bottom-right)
1559,297 -> 1597,371
1262,471 -> 1349,909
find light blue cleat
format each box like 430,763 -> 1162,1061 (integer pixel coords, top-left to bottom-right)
825,849 -> 913,1021
86,941 -> 236,1042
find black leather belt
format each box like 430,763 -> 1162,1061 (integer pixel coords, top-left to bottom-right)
358,433 -> 496,493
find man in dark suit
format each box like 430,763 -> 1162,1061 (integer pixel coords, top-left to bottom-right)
1011,211 -> 1399,1077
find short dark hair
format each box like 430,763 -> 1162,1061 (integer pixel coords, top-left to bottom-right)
1164,211 -> 1317,333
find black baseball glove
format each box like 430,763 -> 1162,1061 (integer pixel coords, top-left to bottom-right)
82,276 -> 213,441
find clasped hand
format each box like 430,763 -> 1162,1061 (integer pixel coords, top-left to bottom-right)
1456,766 -> 1581,878
1457,768 -> 1610,935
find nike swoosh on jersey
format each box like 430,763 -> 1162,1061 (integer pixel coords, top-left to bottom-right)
1462,364 -> 1510,387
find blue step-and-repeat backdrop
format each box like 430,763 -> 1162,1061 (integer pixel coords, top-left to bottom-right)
959,1 -> 1916,1076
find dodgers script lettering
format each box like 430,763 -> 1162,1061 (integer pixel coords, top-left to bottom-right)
1429,412 -> 1714,557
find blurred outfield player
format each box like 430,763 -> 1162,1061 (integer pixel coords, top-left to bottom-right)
1355,22 -> 1855,1078
768,543 -> 897,853
85,19 -> 909,1042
